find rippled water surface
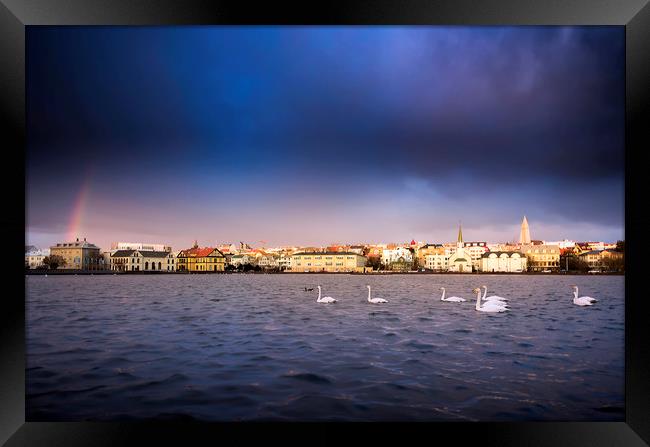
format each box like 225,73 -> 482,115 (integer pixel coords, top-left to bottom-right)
26,274 -> 624,421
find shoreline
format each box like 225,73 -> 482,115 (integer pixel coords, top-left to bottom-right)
25,270 -> 624,276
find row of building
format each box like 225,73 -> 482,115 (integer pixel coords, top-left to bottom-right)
25,217 -> 623,273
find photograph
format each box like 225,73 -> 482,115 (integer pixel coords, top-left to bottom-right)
25,25 -> 625,422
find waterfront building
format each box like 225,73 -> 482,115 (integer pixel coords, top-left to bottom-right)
258,253 -> 279,269
230,254 -> 253,267
140,251 -> 176,271
579,249 -> 623,271
448,225 -> 472,273
480,251 -> 527,273
290,251 -> 368,273
25,248 -> 49,269
519,216 -> 531,244
111,250 -> 139,271
176,241 -> 226,272
278,253 -> 292,270
520,244 -> 560,271
49,238 -> 101,270
424,253 -> 450,271
100,251 -> 112,270
464,241 -> 488,270
416,244 -> 444,268
110,249 -> 176,272
381,247 -> 414,271
111,242 -> 172,252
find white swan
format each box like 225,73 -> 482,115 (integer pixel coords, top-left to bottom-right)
571,285 -> 597,306
473,288 -> 509,313
440,287 -> 465,302
367,285 -> 387,303
481,286 -> 508,302
316,285 -> 337,304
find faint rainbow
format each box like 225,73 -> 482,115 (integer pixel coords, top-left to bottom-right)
66,168 -> 93,242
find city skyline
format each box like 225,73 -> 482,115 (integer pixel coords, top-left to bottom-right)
29,215 -> 623,253
26,26 -> 624,250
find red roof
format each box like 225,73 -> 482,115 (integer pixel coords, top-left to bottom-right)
410,239 -> 416,245
180,246 -> 221,257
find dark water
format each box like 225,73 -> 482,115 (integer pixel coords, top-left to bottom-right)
26,274 -> 624,421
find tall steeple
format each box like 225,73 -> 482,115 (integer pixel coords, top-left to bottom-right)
519,216 -> 531,244
457,222 -> 464,248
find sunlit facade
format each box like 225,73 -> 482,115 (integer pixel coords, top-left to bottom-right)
49,238 -> 101,270
291,252 -> 368,272
176,242 -> 226,272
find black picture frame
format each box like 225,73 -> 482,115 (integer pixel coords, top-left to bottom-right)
2,0 -> 649,445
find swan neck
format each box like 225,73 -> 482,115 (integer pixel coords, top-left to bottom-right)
317,287 -> 321,301
440,289 -> 445,300
368,287 -> 371,301
482,287 -> 487,300
476,290 -> 482,310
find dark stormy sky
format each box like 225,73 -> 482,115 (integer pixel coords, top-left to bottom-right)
26,26 -> 624,250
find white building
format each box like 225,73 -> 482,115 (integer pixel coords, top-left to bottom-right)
110,249 -> 176,271
111,242 -> 172,252
381,247 -> 414,267
25,248 -> 50,269
258,254 -> 279,269
480,251 -> 527,273
463,242 -> 488,270
425,253 -> 449,271
230,254 -> 253,266
448,225 -> 472,273
278,253 -> 292,270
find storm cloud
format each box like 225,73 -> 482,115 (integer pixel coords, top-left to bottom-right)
26,26 -> 624,249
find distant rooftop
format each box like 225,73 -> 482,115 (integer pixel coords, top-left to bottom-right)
51,238 -> 99,249
292,251 -> 366,257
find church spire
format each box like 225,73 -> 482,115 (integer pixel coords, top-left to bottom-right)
457,222 -> 463,244
519,216 -> 531,244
